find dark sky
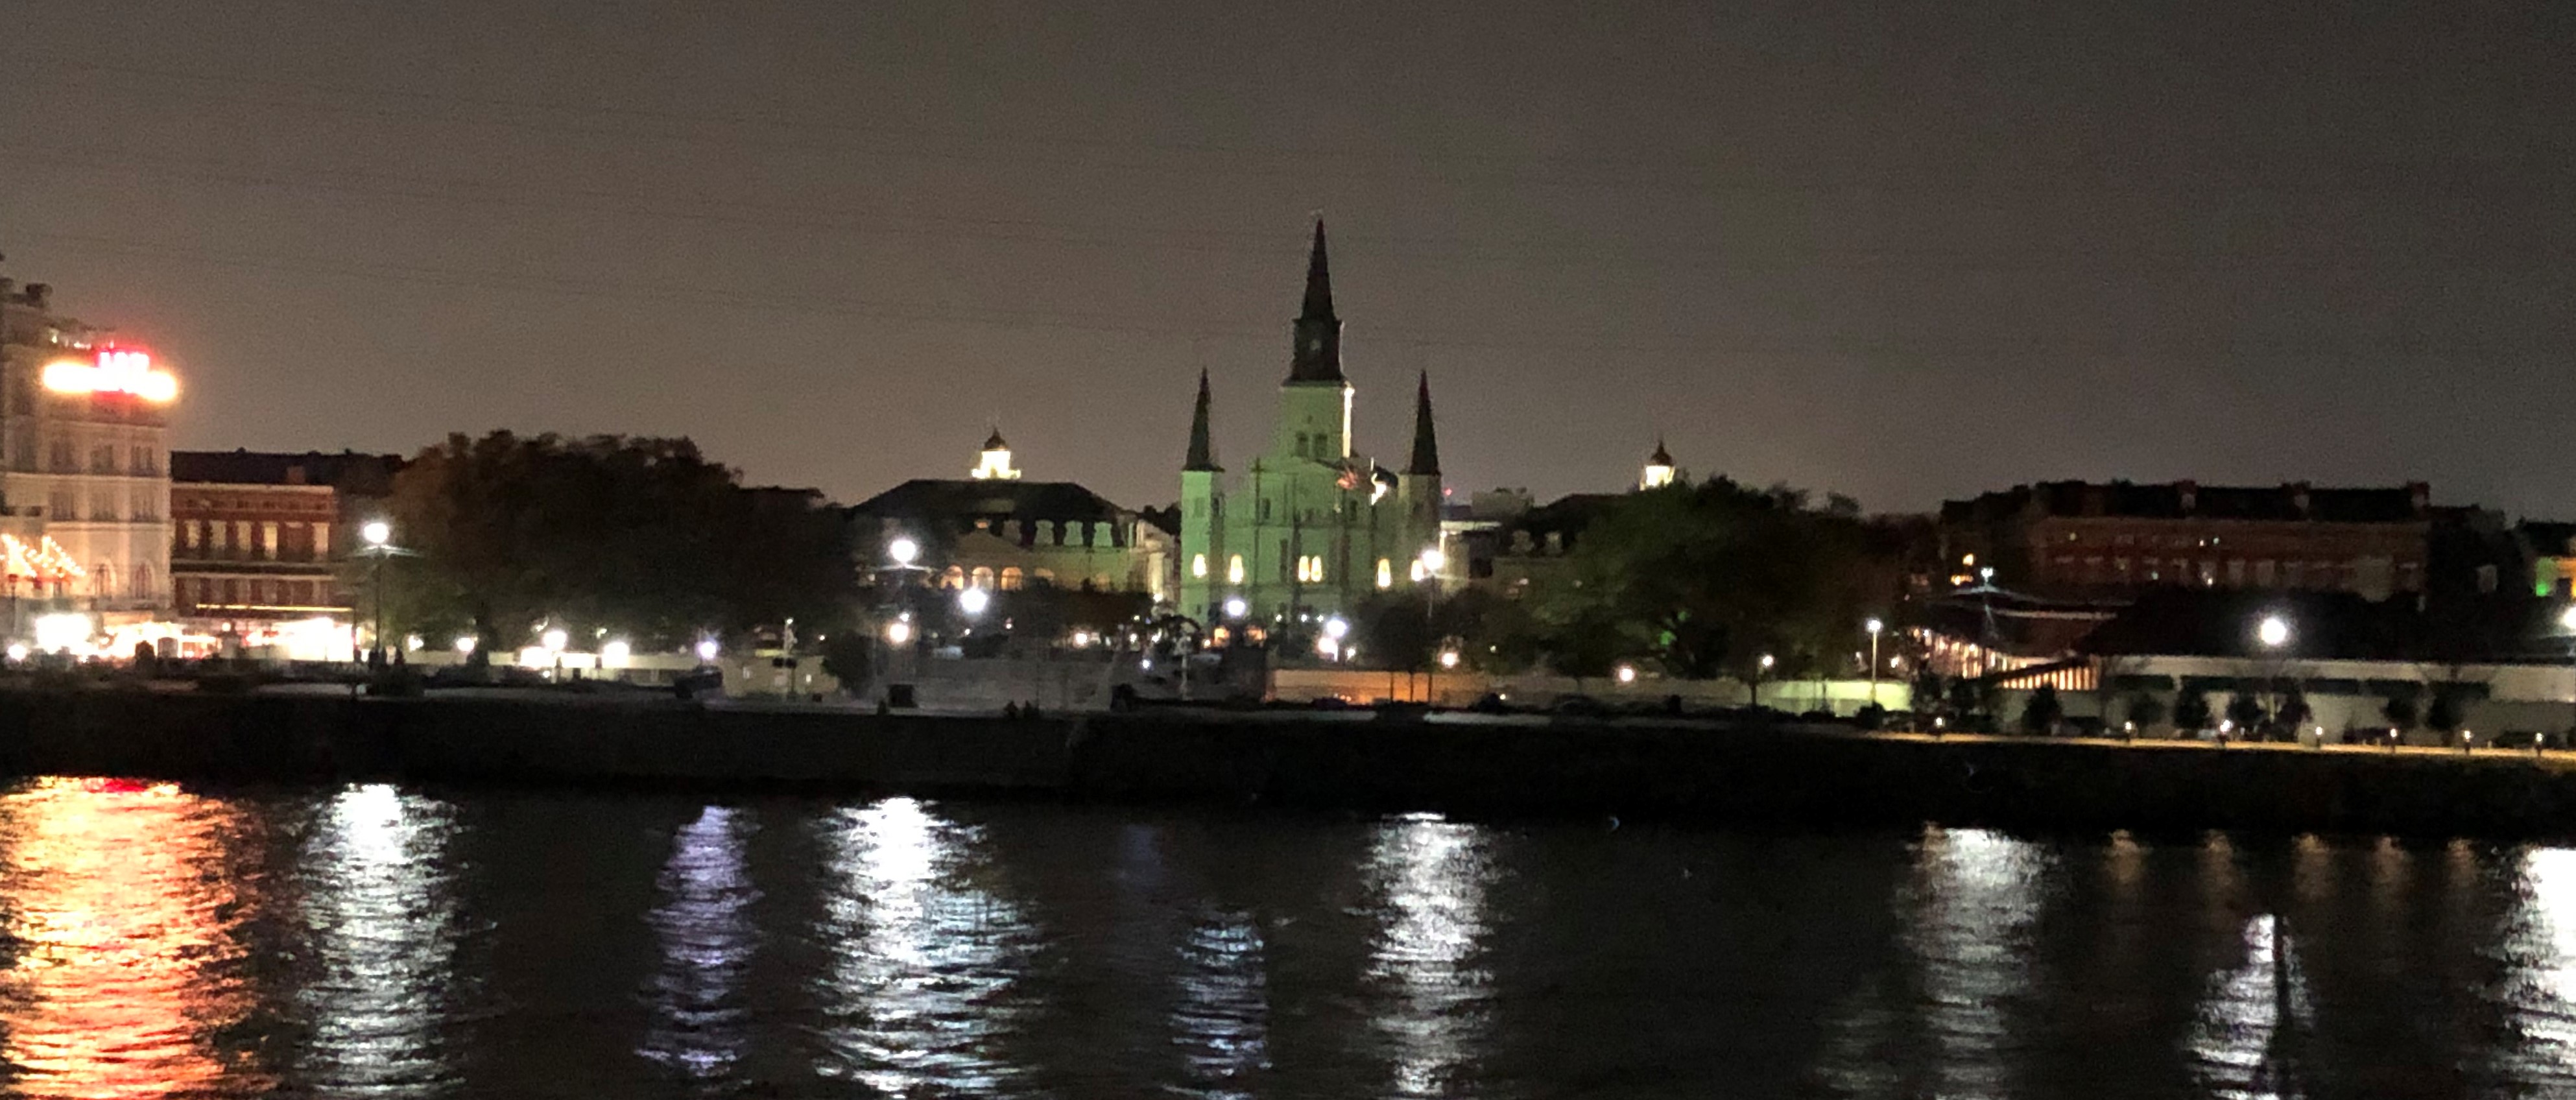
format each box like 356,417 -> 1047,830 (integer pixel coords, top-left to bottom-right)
3,1 -> 2570,518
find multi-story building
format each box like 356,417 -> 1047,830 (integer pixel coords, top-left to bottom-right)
1938,481 -> 2439,602
167,450 -> 401,628
850,433 -> 1176,600
1175,221 -> 1444,627
0,276 -> 175,616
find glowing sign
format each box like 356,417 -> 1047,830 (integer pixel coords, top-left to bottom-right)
42,348 -> 178,403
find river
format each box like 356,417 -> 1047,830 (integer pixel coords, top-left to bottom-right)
0,776 -> 2566,1097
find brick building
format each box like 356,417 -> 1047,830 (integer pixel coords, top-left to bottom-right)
168,450 -> 401,628
1938,481 -> 2438,602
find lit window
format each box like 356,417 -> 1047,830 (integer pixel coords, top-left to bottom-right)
1376,558 -> 1393,589
1226,555 -> 1245,584
1191,553 -> 1208,579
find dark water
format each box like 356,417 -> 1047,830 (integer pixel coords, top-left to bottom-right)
0,780 -> 2569,1098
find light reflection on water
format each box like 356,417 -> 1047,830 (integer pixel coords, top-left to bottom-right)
1366,811 -> 1496,1098
294,782 -> 462,1098
639,804 -> 759,1086
15,785 -> 2576,1095
0,778 -> 266,1097
810,796 -> 1038,1096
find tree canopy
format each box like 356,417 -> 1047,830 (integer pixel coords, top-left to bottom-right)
1500,479 -> 1902,682
385,432 -> 856,654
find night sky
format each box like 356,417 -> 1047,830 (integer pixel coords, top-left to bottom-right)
3,1 -> 2569,518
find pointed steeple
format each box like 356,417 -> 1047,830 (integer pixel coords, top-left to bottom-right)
1649,436 -> 1673,467
1407,370 -> 1440,476
1287,219 -> 1345,384
1302,219 -> 1335,319
1184,368 -> 1221,472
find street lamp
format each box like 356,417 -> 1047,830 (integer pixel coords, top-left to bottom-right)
1865,617 -> 1885,706
1752,652 -> 1775,708
959,587 -> 991,617
2257,614 -> 2291,649
695,637 -> 720,664
1223,597 -> 1248,620
885,619 -> 912,645
888,536 -> 920,568
541,626 -> 569,681
360,520 -> 394,668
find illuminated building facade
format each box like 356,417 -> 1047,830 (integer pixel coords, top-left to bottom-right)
1176,221 -> 1445,627
0,276 -> 175,615
852,436 -> 1176,600
167,450 -> 403,628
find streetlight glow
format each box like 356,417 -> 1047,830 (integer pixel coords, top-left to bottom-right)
2560,604 -> 2576,632
888,536 -> 920,566
2257,615 -> 2291,649
453,636 -> 477,656
1223,597 -> 1248,619
959,587 -> 992,616
1439,650 -> 1460,669
1323,616 -> 1350,640
361,520 -> 392,548
1865,617 -> 1883,635
885,620 -> 912,645
1419,547 -> 1447,573
541,628 -> 569,652
601,640 -> 631,665
1616,664 -> 1638,684
695,638 -> 720,662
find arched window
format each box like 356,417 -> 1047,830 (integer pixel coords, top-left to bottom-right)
130,564 -> 154,601
1092,573 -> 1114,592
999,567 -> 1024,591
1191,553 -> 1208,579
1032,568 -> 1056,587
1226,555 -> 1245,584
971,566 -> 996,590
93,563 -> 116,599
1376,558 -> 1394,589
940,566 -> 966,590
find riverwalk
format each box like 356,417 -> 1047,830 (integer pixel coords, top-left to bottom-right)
5,687 -> 2576,839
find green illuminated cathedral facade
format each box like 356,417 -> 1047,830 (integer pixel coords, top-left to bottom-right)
1176,221 -> 1444,627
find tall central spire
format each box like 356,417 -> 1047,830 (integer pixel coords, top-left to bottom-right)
1407,370 -> 1440,475
1184,368 -> 1220,472
1287,219 -> 1344,385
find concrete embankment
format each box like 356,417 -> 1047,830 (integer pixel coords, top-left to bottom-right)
5,689 -> 2576,839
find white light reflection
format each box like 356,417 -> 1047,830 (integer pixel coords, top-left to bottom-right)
813,796 -> 1034,1095
1366,812 -> 1494,1098
1170,909 -> 1270,1098
2188,913 -> 2315,1099
1832,826 -> 2052,1100
296,782 -> 460,1097
2488,847 -> 2576,1082
639,806 -> 759,1082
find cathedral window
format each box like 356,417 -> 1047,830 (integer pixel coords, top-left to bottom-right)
1191,553 -> 1208,579
1376,558 -> 1393,589
1226,555 -> 1245,584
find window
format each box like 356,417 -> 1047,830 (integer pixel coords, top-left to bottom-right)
1226,555 -> 1245,584
48,440 -> 72,472
1000,567 -> 1024,591
130,446 -> 154,475
93,564 -> 115,599
1376,558 -> 1393,589
1191,553 -> 1208,579
970,566 -> 995,590
89,492 -> 117,521
261,521 -> 280,559
89,444 -> 115,473
940,566 -> 965,590
47,490 -> 72,518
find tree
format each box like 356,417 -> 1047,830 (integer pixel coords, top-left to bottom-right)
2019,684 -> 2063,736
2276,686 -> 2313,731
1524,477 -> 1899,683
2124,692 -> 2167,733
2173,690 -> 2212,734
2426,689 -> 2466,735
2382,693 -> 2420,732
387,432 -> 859,655
2224,693 -> 2267,732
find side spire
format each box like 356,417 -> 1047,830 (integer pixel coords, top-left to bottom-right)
1407,370 -> 1440,476
1286,219 -> 1345,384
1184,368 -> 1221,472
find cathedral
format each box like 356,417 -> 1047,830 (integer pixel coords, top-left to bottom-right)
1176,221 -> 1444,628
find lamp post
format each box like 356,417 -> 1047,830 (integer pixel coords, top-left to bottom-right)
542,625 -> 568,682
879,536 -> 927,704
1865,617 -> 1885,708
1418,546 -> 1446,705
361,520 -> 393,669
1753,652 -> 1774,708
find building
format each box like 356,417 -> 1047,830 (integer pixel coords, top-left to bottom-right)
1176,221 -> 1444,627
1938,481 -> 2441,602
167,450 -> 402,630
850,436 -> 1175,600
1451,441 -> 1688,593
0,274 -> 176,617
